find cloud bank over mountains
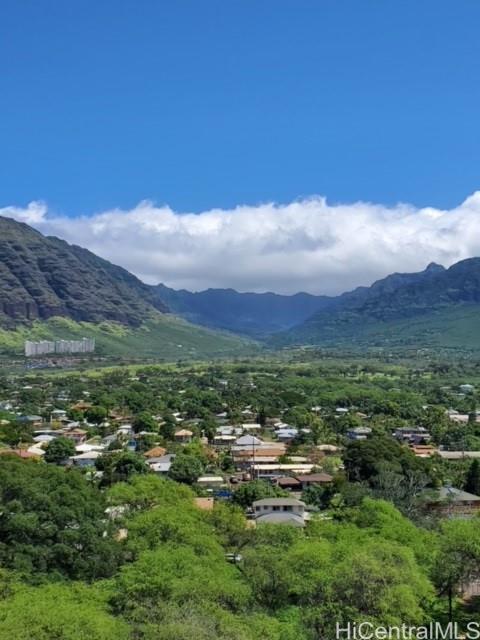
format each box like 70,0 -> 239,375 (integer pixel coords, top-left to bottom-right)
2,193 -> 480,295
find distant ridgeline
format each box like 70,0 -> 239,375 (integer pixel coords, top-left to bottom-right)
25,337 -> 96,357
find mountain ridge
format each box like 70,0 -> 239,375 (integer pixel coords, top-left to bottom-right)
153,283 -> 331,337
2,214 -> 480,352
276,257 -> 480,347
0,216 -> 168,328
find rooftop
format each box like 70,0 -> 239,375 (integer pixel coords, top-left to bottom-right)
298,473 -> 333,483
253,497 -> 305,507
429,486 -> 480,503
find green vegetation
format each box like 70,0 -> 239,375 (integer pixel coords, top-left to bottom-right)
0,456 -> 120,579
275,259 -> 480,351
44,436 -> 76,463
281,304 -> 480,352
1,355 -> 480,637
0,315 -> 256,360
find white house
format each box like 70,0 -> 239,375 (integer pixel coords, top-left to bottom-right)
253,497 -> 306,527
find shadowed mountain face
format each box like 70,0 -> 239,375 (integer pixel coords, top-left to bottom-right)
153,284 -> 331,337
152,262 -> 459,341
0,216 -> 168,328
275,259 -> 480,347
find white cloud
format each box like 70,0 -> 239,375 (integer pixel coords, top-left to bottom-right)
1,193 -> 480,295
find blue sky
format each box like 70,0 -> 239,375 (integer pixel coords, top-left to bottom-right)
1,0 -> 479,216
1,1 -> 480,294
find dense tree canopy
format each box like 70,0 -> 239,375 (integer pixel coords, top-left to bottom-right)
1,357 -> 480,637
0,457 -> 120,579
44,436 -> 76,464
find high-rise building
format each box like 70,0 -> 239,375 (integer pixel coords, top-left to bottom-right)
24,337 -> 95,357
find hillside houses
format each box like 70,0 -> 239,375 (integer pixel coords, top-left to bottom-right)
3,360 -> 480,533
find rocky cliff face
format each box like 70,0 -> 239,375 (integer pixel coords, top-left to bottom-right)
0,216 -> 168,328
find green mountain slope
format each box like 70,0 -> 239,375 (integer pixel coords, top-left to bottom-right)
0,316 -> 256,360
275,259 -> 480,350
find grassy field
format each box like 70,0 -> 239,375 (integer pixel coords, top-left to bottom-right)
0,315 -> 258,361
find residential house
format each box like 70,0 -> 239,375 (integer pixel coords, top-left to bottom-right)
50,409 -> 68,422
217,426 -> 243,436
253,497 -> 306,527
437,451 -> 480,461
411,445 -> 437,458
276,428 -> 298,443
213,434 -> 237,447
64,428 -> 88,444
276,477 -> 302,492
116,424 -> 134,437
317,444 -> 340,455
242,423 -> 262,431
425,486 -> 480,518
70,450 -> 102,467
75,443 -> 105,454
18,415 -> 44,427
233,447 -> 285,470
174,429 -> 193,443
253,463 -> 314,479
241,408 -> 256,421
233,434 -> 263,449
33,434 -> 56,444
296,473 -> 333,490
147,453 -> 175,475
346,426 -> 372,441
394,426 -> 431,444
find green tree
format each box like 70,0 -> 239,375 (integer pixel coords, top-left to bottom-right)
168,454 -> 204,485
302,483 -> 335,509
232,480 -> 288,509
96,451 -> 148,487
0,582 -> 129,640
464,459 -> 480,496
0,421 -> 33,447
44,436 -> 76,464
344,436 -> 427,485
135,432 -> 158,453
160,414 -> 177,441
108,474 -> 194,512
434,519 -> 480,621
84,405 -> 108,425
132,412 -> 158,434
199,416 -> 217,443
0,456 -> 120,579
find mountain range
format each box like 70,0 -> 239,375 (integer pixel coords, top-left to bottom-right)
154,284 -> 329,337
274,259 -> 480,349
0,217 -> 253,359
1,214 -> 480,354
